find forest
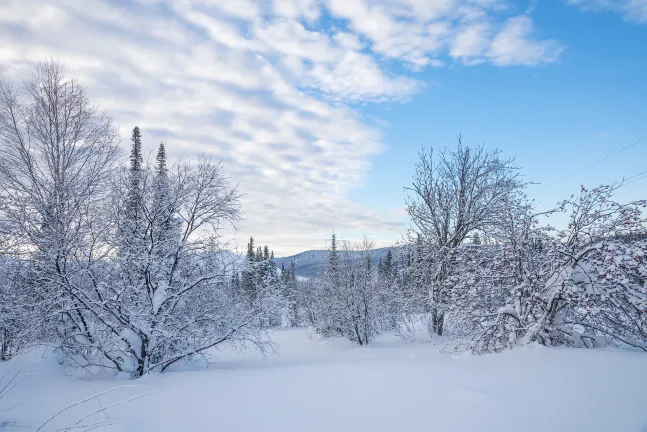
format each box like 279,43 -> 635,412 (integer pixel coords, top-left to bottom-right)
1,61 -> 646,382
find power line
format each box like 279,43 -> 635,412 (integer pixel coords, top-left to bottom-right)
623,170 -> 647,182
531,135 -> 647,196
618,170 -> 647,189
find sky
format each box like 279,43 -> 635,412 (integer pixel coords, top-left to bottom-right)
0,0 -> 646,256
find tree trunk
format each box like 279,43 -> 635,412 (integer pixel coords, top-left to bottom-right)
135,335 -> 149,378
430,308 -> 445,336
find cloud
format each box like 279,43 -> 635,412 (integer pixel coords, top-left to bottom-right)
324,0 -> 562,68
489,16 -> 564,66
566,0 -> 647,23
0,0 -> 564,254
450,22 -> 491,62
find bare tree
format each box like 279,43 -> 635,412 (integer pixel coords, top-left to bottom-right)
405,137 -> 521,335
0,60 -> 121,356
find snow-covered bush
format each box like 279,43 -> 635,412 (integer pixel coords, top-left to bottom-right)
306,236 -> 391,345
468,186 -> 647,353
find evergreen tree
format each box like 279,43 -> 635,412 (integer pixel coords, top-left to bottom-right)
289,261 -> 297,284
242,237 -> 256,302
288,260 -> 298,327
123,126 -> 144,249
127,126 -> 143,217
152,142 -> 177,270
328,232 -> 340,287
120,126 -> 146,290
391,254 -> 398,280
246,237 -> 255,261
254,246 -> 264,296
472,232 -> 482,245
258,246 -> 281,327
383,250 -> 394,278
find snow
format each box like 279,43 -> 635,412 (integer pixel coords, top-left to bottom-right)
2,329 -> 647,432
152,283 -> 168,315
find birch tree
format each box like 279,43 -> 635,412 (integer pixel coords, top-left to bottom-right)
0,60 -> 121,357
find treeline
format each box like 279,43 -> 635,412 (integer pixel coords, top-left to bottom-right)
290,144 -> 647,352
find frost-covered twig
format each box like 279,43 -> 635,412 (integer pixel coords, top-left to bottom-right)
35,385 -> 141,432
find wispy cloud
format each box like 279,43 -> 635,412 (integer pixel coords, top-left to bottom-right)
566,0 -> 647,23
0,0 -> 564,255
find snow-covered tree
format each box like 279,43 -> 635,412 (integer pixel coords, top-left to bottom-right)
516,185 -> 646,350
405,138 -> 522,335
308,236 -> 388,345
470,185 -> 646,353
0,257 -> 33,360
0,60 -> 121,358
282,260 -> 299,327
0,61 -> 277,375
85,152 -> 269,377
462,194 -> 551,351
241,237 -> 257,303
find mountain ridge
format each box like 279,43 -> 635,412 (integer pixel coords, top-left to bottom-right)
274,246 -> 401,278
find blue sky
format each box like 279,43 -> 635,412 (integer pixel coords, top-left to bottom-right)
355,4 -> 647,211
351,0 -> 647,240
1,0 -> 645,255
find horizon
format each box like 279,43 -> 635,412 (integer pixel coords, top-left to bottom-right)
2,0 -> 646,256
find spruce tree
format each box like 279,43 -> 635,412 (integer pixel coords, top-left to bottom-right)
328,232 -> 340,287
383,250 -> 394,278
242,237 -> 256,302
246,237 -> 255,261
152,142 -> 176,268
472,232 -> 482,245
129,127 -> 143,186
121,126 -> 145,281
288,260 -> 298,327
280,263 -> 287,287
289,261 -> 297,284
124,126 -> 144,244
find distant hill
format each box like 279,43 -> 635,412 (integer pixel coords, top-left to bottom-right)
274,246 -> 400,278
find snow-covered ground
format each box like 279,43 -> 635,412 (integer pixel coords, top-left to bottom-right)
2,329 -> 647,431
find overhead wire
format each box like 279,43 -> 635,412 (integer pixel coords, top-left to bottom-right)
531,135 -> 647,196
618,170 -> 647,189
